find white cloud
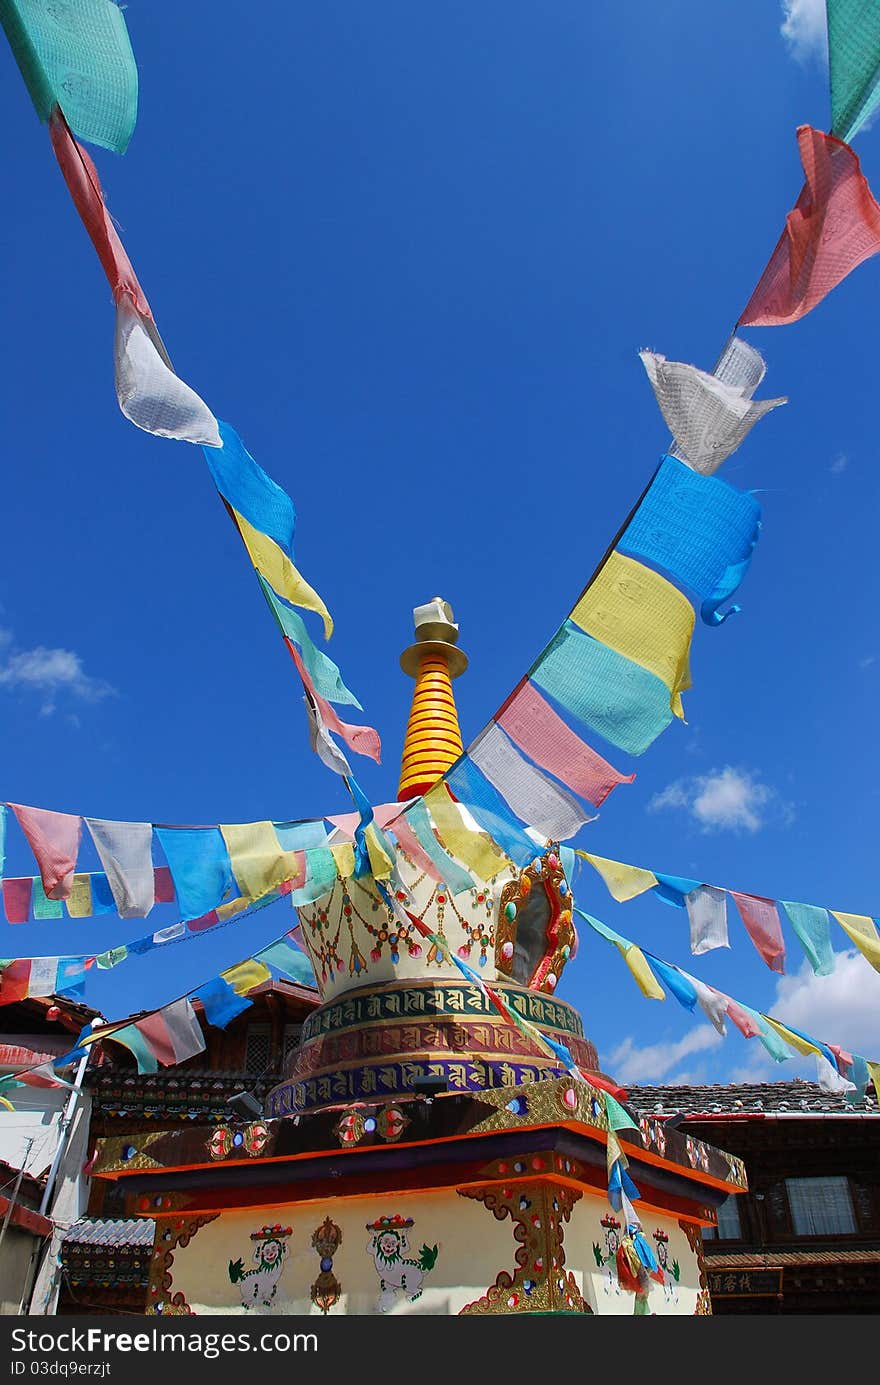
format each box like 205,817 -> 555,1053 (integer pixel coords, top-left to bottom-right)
780,0 -> 828,62
769,949 -> 880,1060
830,452 -> 848,476
0,629 -> 114,715
647,766 -> 781,833
605,1025 -> 722,1085
859,655 -> 876,670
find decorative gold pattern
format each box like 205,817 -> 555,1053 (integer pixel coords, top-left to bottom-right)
458,1181 -> 585,1314
469,1074 -> 609,1136
146,1214 -> 219,1316
679,1217 -> 713,1316
496,851 -> 576,993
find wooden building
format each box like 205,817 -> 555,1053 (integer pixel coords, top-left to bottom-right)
627,1080 -> 880,1314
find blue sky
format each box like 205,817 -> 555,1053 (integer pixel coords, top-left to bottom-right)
1,0 -> 879,1088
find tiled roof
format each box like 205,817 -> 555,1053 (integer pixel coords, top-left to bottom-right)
625,1079 -> 878,1117
706,1248 -> 880,1267
63,1218 -> 156,1248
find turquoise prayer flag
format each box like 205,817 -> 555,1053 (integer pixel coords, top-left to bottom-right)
255,937 -> 316,986
828,0 -> 880,142
0,0 -> 138,153
779,900 -> 835,976
532,621 -> 673,756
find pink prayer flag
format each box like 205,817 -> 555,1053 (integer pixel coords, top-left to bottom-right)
49,108 -> 152,320
136,999 -> 204,1066
2,878 -> 33,924
740,126 -> 880,327
730,891 -> 786,974
10,804 -> 81,901
724,996 -> 763,1038
827,1041 -> 854,1071
326,803 -> 403,838
496,680 -> 634,809
0,960 -> 31,1004
289,647 -> 381,764
153,866 -> 175,904
385,813 -> 444,882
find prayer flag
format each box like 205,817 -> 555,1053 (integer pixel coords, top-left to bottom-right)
828,0 -> 880,142
255,936 -> 316,986
114,296 -> 220,445
49,109 -> 150,316
779,900 -> 835,976
424,783 -> 512,880
496,680 -> 633,807
685,885 -> 729,955
232,508 -> 332,638
730,891 -> 785,973
441,758 -> 537,867
290,646 -> 380,763
0,0 -> 138,152
136,999 -> 205,1066
469,722 -> 593,840
2,878 -> 32,924
193,977 -> 252,1029
32,879 -> 62,920
220,821 -> 301,902
577,852 -> 657,903
740,126 -> 880,327
643,954 -> 698,1010
204,422 -> 295,557
570,553 -> 694,719
86,817 -> 154,917
619,455 -> 762,625
259,577 -> 361,707
220,959 -> 271,995
532,622 -> 674,756
640,349 -> 785,474
156,826 -> 234,920
831,910 -> 880,972
10,803 -> 81,900
398,799 -> 475,895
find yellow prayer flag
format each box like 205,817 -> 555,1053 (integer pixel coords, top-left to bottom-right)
616,941 -> 666,1000
365,825 -> 395,880
424,785 -> 512,881
867,1062 -> 880,1104
221,821 -> 301,902
606,1129 -> 624,1175
66,874 -> 93,918
330,842 -> 356,878
570,552 -> 694,718
220,959 -> 272,995
577,851 -> 658,902
763,1017 -> 821,1058
216,895 -> 248,922
233,508 -> 333,638
831,912 -> 880,973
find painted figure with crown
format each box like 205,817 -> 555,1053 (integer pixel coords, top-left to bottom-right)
92,601 -> 746,1316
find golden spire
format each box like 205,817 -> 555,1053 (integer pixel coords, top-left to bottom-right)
398,598 -> 468,801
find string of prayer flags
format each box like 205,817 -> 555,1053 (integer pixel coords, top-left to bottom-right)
815,1050 -> 857,1095
639,346 -> 786,475
9,803 -> 81,901
580,908 -> 879,1086
618,456 -> 763,626
532,622 -> 674,756
827,0 -> 880,143
496,680 -> 634,808
259,577 -> 362,708
468,722 -> 594,842
114,296 -> 221,446
86,817 -> 154,918
569,552 -> 694,721
154,826 -> 234,922
0,0 -> 138,153
730,891 -> 786,974
740,127 -> 880,327
0,956 -> 86,1003
230,505 -> 333,638
830,911 -> 880,972
577,852 -> 658,903
580,913 -> 664,1000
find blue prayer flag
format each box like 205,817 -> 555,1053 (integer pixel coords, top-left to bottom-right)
444,757 -> 538,867
204,421 -> 297,558
156,827 -> 234,921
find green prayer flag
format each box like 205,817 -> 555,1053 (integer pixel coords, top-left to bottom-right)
32,878 -> 63,920
828,0 -> 880,142
0,0 -> 138,153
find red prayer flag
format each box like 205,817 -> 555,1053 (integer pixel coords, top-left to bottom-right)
2,878 -> 33,924
496,680 -> 633,809
0,961 -> 32,1005
730,891 -> 786,974
9,804 -> 81,901
153,866 -> 175,904
740,126 -> 880,327
49,108 -> 152,320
